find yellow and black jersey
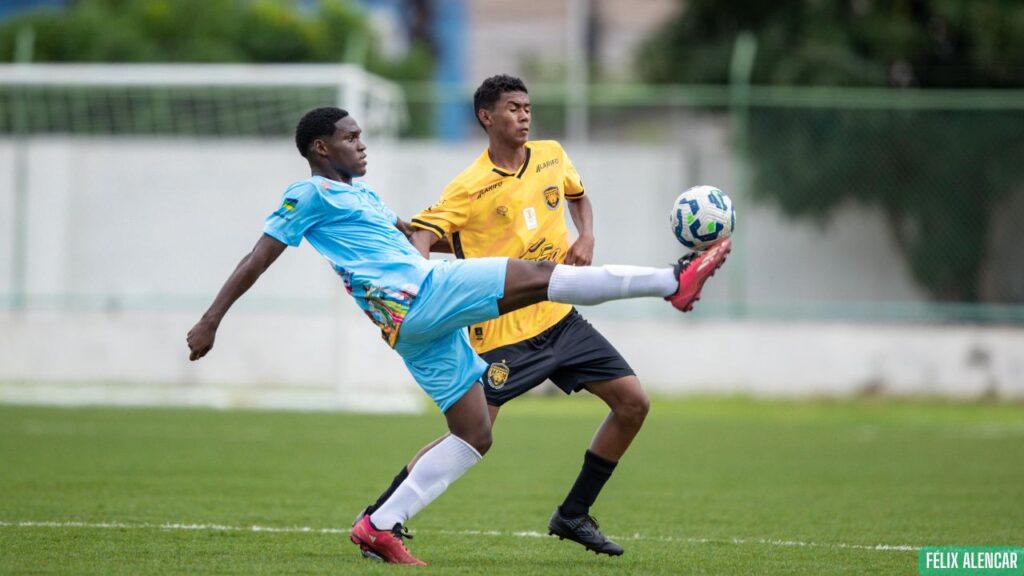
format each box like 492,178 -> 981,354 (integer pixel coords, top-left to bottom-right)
411,140 -> 586,353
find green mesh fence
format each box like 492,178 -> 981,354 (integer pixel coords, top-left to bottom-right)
0,85 -> 339,136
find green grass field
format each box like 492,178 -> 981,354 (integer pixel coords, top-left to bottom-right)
1,396 -> 1022,575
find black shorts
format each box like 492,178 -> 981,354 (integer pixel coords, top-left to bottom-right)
478,308 -> 635,406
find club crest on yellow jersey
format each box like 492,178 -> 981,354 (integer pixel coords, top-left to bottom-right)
543,186 -> 560,210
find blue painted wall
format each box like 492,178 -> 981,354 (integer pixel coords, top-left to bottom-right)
0,0 -> 68,19
359,0 -> 468,140
431,0 -> 467,140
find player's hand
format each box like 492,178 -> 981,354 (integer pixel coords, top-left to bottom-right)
186,319 -> 218,361
565,234 -> 594,266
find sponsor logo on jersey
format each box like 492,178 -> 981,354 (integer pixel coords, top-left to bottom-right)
474,326 -> 484,340
543,186 -> 560,210
486,361 -> 510,389
522,237 -> 563,263
475,180 -> 504,199
535,158 -> 560,173
496,206 -> 509,217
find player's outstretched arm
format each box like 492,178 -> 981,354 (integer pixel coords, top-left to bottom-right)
394,218 -> 417,241
397,219 -> 451,258
186,234 -> 287,361
565,196 -> 595,266
408,228 -> 441,259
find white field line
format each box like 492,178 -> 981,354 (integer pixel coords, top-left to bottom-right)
0,520 -> 918,553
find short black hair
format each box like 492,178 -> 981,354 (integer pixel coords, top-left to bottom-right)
473,74 -> 528,131
295,107 -> 349,158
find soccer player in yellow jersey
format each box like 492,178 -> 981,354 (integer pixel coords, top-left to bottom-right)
357,75 -> 653,556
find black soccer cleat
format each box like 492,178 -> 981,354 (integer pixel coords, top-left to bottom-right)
547,507 -> 624,556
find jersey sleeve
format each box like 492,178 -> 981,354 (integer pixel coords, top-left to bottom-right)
263,181 -> 322,247
563,148 -> 586,200
409,182 -> 471,239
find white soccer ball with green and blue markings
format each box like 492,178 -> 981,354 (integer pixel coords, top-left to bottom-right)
670,185 -> 736,251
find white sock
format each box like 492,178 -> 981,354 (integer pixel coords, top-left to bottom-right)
369,435 -> 482,529
546,264 -> 677,306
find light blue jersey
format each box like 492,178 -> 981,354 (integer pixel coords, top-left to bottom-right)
263,175 -> 509,413
264,176 -> 437,345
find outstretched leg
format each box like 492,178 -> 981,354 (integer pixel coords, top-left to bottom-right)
497,238 -> 731,315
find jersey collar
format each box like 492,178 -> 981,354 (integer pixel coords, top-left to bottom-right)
487,145 -> 532,179
312,175 -> 361,192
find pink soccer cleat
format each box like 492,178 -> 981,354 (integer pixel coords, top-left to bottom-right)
666,238 -> 732,312
350,515 -> 426,566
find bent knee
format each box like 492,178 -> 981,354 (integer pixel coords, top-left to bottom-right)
473,431 -> 493,456
614,391 -> 650,427
462,428 -> 493,456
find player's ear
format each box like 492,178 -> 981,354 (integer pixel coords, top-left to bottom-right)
311,138 -> 327,157
478,107 -> 492,129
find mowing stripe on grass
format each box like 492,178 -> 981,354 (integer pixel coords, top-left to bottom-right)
0,520 -> 918,553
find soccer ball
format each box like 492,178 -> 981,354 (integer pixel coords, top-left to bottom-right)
670,185 -> 735,251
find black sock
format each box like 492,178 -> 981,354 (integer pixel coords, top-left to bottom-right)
559,450 -> 617,518
366,465 -> 409,515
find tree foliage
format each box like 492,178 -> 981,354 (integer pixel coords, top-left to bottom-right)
640,0 -> 1024,88
640,0 -> 1024,302
0,0 -> 432,81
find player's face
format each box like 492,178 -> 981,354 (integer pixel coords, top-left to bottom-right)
322,116 -> 367,179
484,91 -> 530,146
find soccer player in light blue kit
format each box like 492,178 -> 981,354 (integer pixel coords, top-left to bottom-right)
186,107 -> 731,566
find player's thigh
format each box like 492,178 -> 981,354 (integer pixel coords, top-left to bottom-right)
547,311 -> 637,395
497,259 -> 556,315
399,257 -> 508,343
395,328 -> 489,414
443,382 -> 493,454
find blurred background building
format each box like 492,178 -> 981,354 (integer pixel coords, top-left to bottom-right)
1,0 -> 1022,409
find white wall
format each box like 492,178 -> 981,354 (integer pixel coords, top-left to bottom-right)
2,136 -> 1016,410
2,312 -> 1022,409
0,137 -> 926,308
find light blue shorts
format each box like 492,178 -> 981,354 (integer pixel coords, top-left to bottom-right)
394,257 -> 508,412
